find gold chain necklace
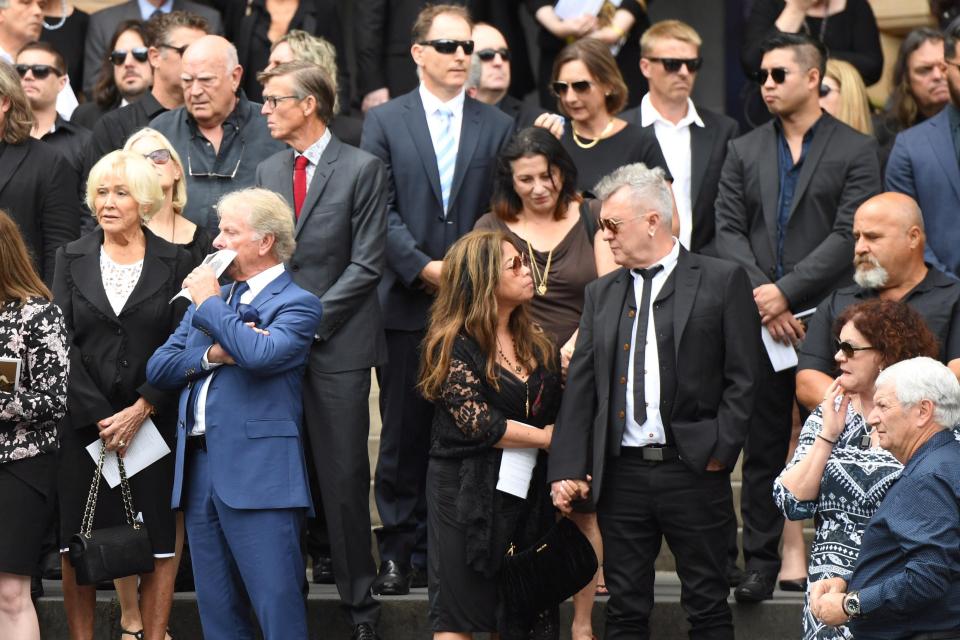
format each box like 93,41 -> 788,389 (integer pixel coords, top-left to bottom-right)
496,336 -> 523,375
572,119 -> 615,149
525,238 -> 553,296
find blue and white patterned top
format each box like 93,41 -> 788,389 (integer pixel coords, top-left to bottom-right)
773,403 -> 902,640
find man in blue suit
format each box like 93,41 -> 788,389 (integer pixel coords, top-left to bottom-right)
360,3 -> 514,594
886,21 -> 960,278
146,188 -> 322,640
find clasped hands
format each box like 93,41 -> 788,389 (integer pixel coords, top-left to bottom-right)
754,284 -> 805,346
551,476 -> 592,513
808,577 -> 851,626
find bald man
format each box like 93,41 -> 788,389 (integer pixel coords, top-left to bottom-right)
796,192 -> 960,410
466,22 -> 538,128
150,35 -> 285,228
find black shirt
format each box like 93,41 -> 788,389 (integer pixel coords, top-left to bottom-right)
561,122 -> 671,195
84,91 -> 168,178
40,9 -> 89,99
42,115 -> 90,179
797,265 -> 960,374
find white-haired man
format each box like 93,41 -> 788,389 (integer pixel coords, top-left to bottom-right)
548,162 -> 760,638
811,357 -> 960,638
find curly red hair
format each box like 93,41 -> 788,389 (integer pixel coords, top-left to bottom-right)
834,299 -> 939,367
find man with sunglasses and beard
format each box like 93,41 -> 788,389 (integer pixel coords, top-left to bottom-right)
360,3 -> 513,597
715,32 -> 882,603
797,192 -> 960,410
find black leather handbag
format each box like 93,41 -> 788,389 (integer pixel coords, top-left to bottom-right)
500,516 -> 598,613
68,443 -> 154,585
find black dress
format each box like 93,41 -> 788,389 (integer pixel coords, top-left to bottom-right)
561,122 -> 670,195
427,335 -> 562,637
182,225 -> 216,267
40,8 -> 90,99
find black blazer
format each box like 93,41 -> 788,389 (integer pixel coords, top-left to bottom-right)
361,89 -> 514,330
621,103 -> 739,255
714,113 -> 882,312
52,228 -> 192,432
547,249 -> 760,503
256,135 -> 388,372
353,0 -> 425,97
0,139 -> 81,284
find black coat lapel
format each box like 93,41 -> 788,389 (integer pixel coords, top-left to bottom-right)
599,270 -> 631,371
295,135 -> 342,237
671,249 -> 700,357
689,123 -> 712,213
447,97 -> 483,212
757,124 -> 780,260
0,142 -> 29,197
786,115 -> 834,222
68,230 -> 117,322
120,229 -> 175,315
402,93 -> 443,208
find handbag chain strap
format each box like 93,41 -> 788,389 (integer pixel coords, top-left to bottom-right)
80,442 -> 141,538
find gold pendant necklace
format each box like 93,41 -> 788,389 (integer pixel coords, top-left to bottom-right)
525,238 -> 553,296
572,119 -> 615,149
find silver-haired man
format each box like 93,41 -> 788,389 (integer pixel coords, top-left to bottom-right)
811,357 -> 960,638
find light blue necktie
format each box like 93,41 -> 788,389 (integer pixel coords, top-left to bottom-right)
435,107 -> 456,215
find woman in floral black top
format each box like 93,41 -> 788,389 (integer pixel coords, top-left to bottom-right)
0,211 -> 68,639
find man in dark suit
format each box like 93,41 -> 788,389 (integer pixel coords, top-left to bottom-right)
255,60 -> 386,640
83,0 -> 221,98
621,19 -> 738,255
465,22 -> 538,130
715,32 -> 882,601
360,3 -> 514,595
549,162 -> 760,639
885,21 -> 960,278
146,188 -> 322,640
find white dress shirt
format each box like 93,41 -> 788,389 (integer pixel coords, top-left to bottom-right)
137,0 -> 174,19
623,238 -> 681,447
294,128 -> 332,187
191,263 -> 286,436
640,94 -> 704,250
418,83 -> 464,164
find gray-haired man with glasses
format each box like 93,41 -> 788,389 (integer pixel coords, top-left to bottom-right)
150,34 -> 284,229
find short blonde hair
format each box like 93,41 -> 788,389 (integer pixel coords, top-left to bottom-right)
123,127 -> 188,215
825,59 -> 874,136
216,188 -> 296,262
85,150 -> 165,222
640,19 -> 702,56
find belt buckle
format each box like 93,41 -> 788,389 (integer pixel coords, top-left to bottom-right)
645,447 -> 664,462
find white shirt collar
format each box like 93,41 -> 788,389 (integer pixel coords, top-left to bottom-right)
137,0 -> 173,19
630,237 -> 681,279
295,128 -> 331,166
419,83 -> 465,117
639,94 -> 704,129
239,262 -> 286,300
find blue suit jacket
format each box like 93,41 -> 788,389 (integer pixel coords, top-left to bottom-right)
361,89 -> 514,330
146,270 -> 322,511
885,108 -> 960,277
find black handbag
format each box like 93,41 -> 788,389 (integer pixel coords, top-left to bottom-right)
68,443 -> 154,585
500,516 -> 598,613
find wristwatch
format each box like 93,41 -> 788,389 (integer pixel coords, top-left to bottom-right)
843,591 -> 862,619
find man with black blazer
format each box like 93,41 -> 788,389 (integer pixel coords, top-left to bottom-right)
715,32 -> 882,601
465,22 -> 539,130
621,19 -> 738,255
549,163 -> 760,639
360,3 -> 514,595
255,60 -> 386,640
83,0 -> 221,98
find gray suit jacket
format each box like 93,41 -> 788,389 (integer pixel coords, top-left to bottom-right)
256,134 -> 388,372
83,0 -> 223,97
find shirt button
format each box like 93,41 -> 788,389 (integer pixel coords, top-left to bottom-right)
648,433 -> 654,437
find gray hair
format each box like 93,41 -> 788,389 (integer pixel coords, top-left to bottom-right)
216,188 -> 296,263
876,357 -> 960,428
593,163 -> 673,229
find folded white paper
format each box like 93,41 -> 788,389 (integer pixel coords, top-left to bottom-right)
170,249 -> 237,303
553,0 -> 605,20
85,417 -> 171,489
761,325 -> 798,372
496,421 -> 541,499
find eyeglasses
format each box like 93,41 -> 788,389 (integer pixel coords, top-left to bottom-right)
819,84 -> 832,97
188,141 -> 244,179
158,43 -> 189,57
645,57 -> 703,73
551,80 -> 592,96
418,39 -> 474,55
142,149 -> 171,164
835,339 -> 876,358
477,47 -> 510,62
14,64 -> 63,79
504,253 -> 530,274
754,67 -> 790,84
597,215 -> 646,235
262,94 -> 301,109
110,47 -> 149,65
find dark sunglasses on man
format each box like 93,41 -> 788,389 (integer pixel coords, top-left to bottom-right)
110,47 -> 149,66
14,64 -> 63,79
418,39 -> 474,55
551,80 -> 592,96
645,57 -> 703,73
754,67 -> 790,84
477,47 -> 510,62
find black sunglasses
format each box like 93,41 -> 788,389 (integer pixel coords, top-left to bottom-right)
646,56 -> 703,73
418,39 -> 474,55
819,84 -> 832,97
158,43 -> 189,57
477,47 -> 510,62
110,47 -> 149,66
142,149 -> 172,164
754,67 -> 790,84
835,339 -> 876,358
14,64 -> 63,79
551,80 -> 592,96
504,253 -> 530,274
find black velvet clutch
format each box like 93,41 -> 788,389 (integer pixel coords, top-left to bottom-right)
68,524 -> 154,585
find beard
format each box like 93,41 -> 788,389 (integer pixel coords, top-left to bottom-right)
853,255 -> 889,289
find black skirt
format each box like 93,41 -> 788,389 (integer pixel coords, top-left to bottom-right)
0,454 -> 57,575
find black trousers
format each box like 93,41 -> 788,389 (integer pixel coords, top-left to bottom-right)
598,456 -> 734,640
302,364 -> 379,625
739,361 -> 796,576
374,329 -> 433,568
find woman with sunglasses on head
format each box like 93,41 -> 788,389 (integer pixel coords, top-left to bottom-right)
420,229 -> 563,640
72,19 -> 152,129
774,298 -> 940,640
536,38 -> 671,196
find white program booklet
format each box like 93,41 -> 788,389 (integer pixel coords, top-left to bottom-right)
553,0 -> 605,20
85,417 -> 171,488
761,326 -> 798,372
496,421 -> 540,499
169,249 -> 237,303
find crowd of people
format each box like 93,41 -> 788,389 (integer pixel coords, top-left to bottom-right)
6,1 -> 960,639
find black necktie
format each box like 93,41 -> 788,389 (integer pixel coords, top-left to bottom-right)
632,265 -> 663,426
229,281 -> 249,310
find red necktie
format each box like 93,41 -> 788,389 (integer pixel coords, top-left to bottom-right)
293,155 -> 309,218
